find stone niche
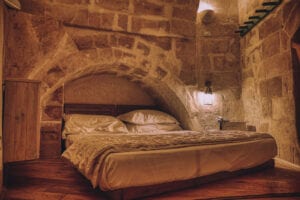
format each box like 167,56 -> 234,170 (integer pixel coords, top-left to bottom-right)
195,0 -> 243,130
64,74 -> 155,105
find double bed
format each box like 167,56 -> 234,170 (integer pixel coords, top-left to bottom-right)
61,104 -> 277,200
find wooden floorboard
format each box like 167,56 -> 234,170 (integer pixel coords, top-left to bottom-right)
3,158 -> 300,200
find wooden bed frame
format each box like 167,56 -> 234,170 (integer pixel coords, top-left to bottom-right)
63,103 -> 275,200
64,103 -> 159,116
107,160 -> 274,200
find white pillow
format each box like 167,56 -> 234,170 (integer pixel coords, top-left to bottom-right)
117,110 -> 179,125
62,114 -> 128,139
126,123 -> 182,133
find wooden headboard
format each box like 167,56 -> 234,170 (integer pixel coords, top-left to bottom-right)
64,103 -> 159,116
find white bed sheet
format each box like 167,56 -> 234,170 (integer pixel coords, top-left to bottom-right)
65,133 -> 277,191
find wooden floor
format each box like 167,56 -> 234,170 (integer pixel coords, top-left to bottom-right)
3,158 -> 300,200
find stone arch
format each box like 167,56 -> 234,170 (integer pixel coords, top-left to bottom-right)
5,0 -> 202,159
30,34 -> 201,129
40,64 -> 199,130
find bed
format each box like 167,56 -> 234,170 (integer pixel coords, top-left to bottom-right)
61,103 -> 278,200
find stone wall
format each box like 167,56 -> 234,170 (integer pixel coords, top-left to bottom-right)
239,0 -> 300,165
196,0 -> 243,130
4,0 -> 206,158
7,0 -> 299,165
64,74 -> 155,105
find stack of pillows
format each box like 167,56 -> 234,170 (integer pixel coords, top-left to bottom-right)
118,110 -> 182,133
62,110 -> 182,138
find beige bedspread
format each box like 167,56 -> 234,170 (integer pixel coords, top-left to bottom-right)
62,130 -> 276,190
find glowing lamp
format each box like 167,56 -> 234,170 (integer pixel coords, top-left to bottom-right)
199,81 -> 214,105
197,2 -> 214,13
197,2 -> 215,25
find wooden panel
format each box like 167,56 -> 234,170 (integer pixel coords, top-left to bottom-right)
3,82 -> 17,162
108,160 -> 276,200
25,82 -> 40,160
15,82 -> 27,161
64,103 -> 159,116
64,104 -> 117,115
3,79 -> 40,163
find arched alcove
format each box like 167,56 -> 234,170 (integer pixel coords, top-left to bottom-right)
64,74 -> 156,106
4,0 -> 203,159
292,27 -> 300,139
39,64 -> 201,131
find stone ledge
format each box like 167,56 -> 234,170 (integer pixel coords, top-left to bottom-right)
222,121 -> 246,131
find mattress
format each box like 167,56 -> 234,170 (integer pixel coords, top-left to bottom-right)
62,131 -> 277,191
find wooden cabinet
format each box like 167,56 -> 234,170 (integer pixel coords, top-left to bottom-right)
3,79 -> 41,163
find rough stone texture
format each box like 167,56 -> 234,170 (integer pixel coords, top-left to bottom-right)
259,13 -> 282,40
74,36 -> 93,50
143,36 -> 171,50
196,0 -> 243,130
24,0 -> 198,38
118,35 -> 135,49
156,66 -> 167,80
132,68 -> 148,77
176,38 -> 196,85
95,0 -> 129,12
239,0 -> 300,165
172,6 -> 196,21
94,34 -> 110,48
259,77 -> 282,98
137,42 -> 150,55
42,106 -> 63,121
5,11 -> 64,78
45,66 -> 66,87
8,0 -> 300,168
118,14 -> 128,31
171,19 -> 195,37
88,12 -> 114,30
133,0 -> 165,16
65,74 -> 155,105
47,87 -> 63,106
5,0 -> 201,155
262,32 -> 281,58
40,122 -> 62,158
131,17 -> 170,35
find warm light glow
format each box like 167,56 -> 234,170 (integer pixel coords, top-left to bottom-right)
197,92 -> 214,105
197,2 -> 214,13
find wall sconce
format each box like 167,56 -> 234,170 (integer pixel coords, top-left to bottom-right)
198,81 -> 214,105
197,2 -> 214,13
197,2 -> 214,24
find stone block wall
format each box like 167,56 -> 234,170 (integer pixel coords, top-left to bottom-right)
196,0 -> 243,130
4,0 -> 206,158
239,0 -> 300,165
5,0 -> 299,165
